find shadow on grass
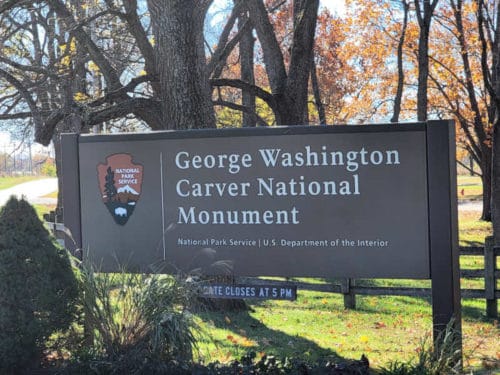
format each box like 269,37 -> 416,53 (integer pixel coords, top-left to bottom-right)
461,302 -> 500,324
195,306 -> 349,364
460,239 -> 487,247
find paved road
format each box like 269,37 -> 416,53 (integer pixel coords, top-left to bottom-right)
0,178 -> 58,207
458,201 -> 483,211
458,200 -> 482,212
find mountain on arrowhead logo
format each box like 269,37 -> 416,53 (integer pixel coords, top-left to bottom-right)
97,154 -> 143,225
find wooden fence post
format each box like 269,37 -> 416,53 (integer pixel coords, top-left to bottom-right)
341,278 -> 356,309
485,236 -> 498,319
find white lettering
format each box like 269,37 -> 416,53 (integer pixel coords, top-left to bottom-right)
175,180 -> 250,198
177,206 -> 300,224
256,175 -> 359,196
258,146 -> 400,172
174,151 -> 252,174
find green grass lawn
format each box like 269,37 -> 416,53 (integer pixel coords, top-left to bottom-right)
0,175 -> 44,190
32,203 -> 56,220
194,207 -> 499,373
194,292 -> 499,372
460,210 -> 492,246
457,174 -> 483,202
42,190 -> 58,199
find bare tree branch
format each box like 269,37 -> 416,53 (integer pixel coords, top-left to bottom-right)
119,0 -> 156,78
207,1 -> 249,78
0,0 -> 31,13
213,99 -> 268,126
0,68 -> 43,141
46,0 -> 122,90
210,78 -> 277,112
87,74 -> 155,108
0,112 -> 32,120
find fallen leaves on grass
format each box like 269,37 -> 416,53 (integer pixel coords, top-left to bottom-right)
240,337 -> 257,347
226,334 -> 257,348
359,335 -> 369,343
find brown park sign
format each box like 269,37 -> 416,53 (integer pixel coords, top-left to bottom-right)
61,120 -> 461,357
61,121 -> 457,281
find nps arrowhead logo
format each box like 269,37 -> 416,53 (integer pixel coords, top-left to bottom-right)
97,154 -> 143,225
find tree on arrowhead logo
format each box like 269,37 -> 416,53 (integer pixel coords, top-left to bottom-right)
97,154 -> 143,225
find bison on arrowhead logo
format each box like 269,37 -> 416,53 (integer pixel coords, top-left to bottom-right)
97,154 -> 143,225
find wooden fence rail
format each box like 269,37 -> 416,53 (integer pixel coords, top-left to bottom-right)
240,239 -> 499,318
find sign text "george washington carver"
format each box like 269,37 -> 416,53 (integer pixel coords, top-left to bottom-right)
174,145 -> 401,225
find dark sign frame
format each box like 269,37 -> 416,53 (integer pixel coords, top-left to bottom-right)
61,120 -> 460,349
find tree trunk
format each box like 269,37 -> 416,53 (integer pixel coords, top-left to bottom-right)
451,0 -> 491,221
311,52 -> 326,125
414,0 -> 439,122
147,0 -> 215,130
280,0 -> 319,125
391,0 -> 409,123
490,4 -> 500,241
245,0 -> 319,126
238,2 -> 256,127
492,120 -> 500,241
56,20 -> 87,213
481,152 -> 492,221
416,20 -> 430,121
54,114 -> 82,215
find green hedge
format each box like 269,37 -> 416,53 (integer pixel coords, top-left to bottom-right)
0,197 -> 78,372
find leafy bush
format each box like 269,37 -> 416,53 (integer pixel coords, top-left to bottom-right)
71,265 -> 199,373
193,352 -> 370,375
0,197 -> 78,372
40,159 -> 57,177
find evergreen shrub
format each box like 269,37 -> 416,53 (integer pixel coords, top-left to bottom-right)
0,197 -> 78,372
